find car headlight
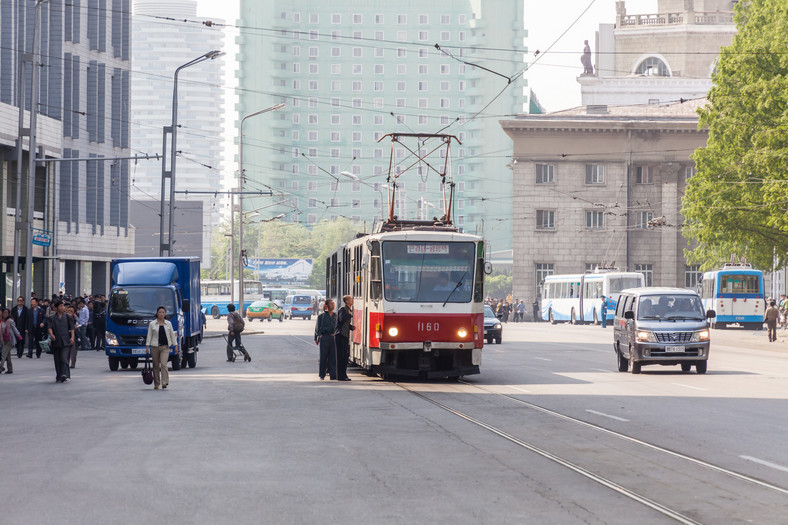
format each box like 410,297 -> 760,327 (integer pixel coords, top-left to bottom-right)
636,330 -> 656,343
106,331 -> 119,346
494,323 -> 502,330
388,327 -> 398,337
691,329 -> 710,342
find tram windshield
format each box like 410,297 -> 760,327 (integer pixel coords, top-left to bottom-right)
381,241 -> 475,303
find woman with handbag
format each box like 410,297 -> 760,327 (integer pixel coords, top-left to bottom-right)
1,308 -> 22,374
145,306 -> 178,390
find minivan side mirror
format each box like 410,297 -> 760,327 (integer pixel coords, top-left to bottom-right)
706,310 -> 716,319
624,311 -> 634,320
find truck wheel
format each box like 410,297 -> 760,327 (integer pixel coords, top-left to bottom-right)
108,357 -> 119,371
211,306 -> 220,319
171,356 -> 181,370
120,360 -> 129,369
130,358 -> 139,369
187,352 -> 196,368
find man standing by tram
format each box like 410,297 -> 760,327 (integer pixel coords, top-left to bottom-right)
334,295 -> 355,381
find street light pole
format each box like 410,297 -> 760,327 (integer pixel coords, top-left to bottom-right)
237,103 -> 285,317
159,50 -> 223,257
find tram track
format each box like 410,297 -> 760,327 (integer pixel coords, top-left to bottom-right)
391,378 -> 788,524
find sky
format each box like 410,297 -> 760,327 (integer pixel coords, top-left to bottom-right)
194,0 -> 658,113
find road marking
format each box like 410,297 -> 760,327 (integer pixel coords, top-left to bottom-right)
509,386 -> 532,394
585,409 -> 629,422
740,455 -> 788,473
533,357 -> 552,361
591,368 -> 612,373
672,383 -> 707,391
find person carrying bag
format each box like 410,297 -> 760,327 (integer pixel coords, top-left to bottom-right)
145,306 -> 178,390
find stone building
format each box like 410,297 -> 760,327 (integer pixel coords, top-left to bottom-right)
500,99 -> 707,304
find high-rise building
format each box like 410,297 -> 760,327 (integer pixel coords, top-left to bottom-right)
236,0 -> 530,253
131,0 -> 226,262
0,0 -> 133,297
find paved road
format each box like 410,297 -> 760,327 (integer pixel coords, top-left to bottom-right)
1,319 -> 786,524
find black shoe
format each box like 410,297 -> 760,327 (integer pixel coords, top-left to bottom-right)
338,377 -> 351,381
61,376 -> 68,382
5,370 -> 12,374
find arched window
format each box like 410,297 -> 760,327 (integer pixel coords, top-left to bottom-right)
635,57 -> 670,77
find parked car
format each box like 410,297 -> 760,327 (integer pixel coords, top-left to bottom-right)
484,305 -> 502,344
246,300 -> 284,322
283,294 -> 315,320
613,287 -> 715,374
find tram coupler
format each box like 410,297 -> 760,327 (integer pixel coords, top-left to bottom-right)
423,340 -> 432,353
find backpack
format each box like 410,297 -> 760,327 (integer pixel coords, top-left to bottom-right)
234,311 -> 245,332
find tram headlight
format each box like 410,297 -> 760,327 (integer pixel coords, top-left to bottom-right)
691,329 -> 710,342
388,327 -> 399,337
457,328 -> 468,338
636,330 -> 656,343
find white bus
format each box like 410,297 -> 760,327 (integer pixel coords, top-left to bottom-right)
699,264 -> 765,329
541,270 -> 644,324
201,279 -> 264,318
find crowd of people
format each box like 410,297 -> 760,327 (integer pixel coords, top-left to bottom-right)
485,294 -> 540,323
0,293 -> 107,382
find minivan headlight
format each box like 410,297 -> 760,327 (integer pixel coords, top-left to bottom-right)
691,329 -> 710,342
636,330 -> 657,343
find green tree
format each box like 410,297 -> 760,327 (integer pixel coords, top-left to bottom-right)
683,0 -> 788,270
484,273 -> 512,298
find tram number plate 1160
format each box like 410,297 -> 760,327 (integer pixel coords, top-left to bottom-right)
417,322 -> 440,332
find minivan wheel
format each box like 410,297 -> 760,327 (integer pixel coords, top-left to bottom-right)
696,361 -> 707,374
617,346 -> 628,372
681,363 -> 692,373
629,349 -> 641,374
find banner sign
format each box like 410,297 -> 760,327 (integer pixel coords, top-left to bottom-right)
248,258 -> 313,282
32,229 -> 53,247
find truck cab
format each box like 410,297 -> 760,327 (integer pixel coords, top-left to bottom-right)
105,258 -> 202,371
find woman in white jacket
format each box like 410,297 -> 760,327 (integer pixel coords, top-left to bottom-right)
145,306 -> 178,390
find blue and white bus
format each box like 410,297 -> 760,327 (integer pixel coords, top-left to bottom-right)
699,264 -> 765,329
541,270 -> 645,324
201,279 -> 264,319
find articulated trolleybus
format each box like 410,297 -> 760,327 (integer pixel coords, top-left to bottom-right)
700,263 -> 765,329
326,133 -> 487,379
542,269 -> 644,324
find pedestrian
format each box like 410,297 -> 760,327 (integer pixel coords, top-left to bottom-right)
26,297 -> 46,358
145,306 -> 178,390
1,308 -> 22,374
780,294 -> 788,330
600,295 -> 608,328
93,295 -> 106,350
516,300 -> 525,323
66,304 -> 81,368
226,303 -> 250,362
532,297 -> 540,322
77,300 -> 90,350
334,295 -> 355,381
765,300 -> 780,342
86,301 -> 94,349
314,299 -> 337,380
11,296 -> 28,358
47,301 -> 75,383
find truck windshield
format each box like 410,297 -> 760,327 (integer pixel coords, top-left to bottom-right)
109,287 -> 176,319
381,241 -> 475,303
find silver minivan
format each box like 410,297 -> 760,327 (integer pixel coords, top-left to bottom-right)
613,287 -> 715,374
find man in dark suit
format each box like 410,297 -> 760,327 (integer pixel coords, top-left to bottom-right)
26,297 -> 47,358
12,296 -> 28,358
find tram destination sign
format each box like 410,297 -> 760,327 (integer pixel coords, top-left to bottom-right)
407,244 -> 449,255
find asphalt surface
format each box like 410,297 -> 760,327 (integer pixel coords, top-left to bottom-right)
1,318 -> 786,524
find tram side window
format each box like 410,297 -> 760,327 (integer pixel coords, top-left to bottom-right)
370,241 -> 382,300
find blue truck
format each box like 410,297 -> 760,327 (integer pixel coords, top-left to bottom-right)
105,258 -> 203,371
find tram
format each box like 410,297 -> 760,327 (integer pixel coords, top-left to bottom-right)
325,133 -> 487,379
699,263 -> 765,329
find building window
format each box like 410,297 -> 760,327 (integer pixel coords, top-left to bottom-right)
332,14 -> 341,24
307,214 -> 317,225
331,47 -> 340,57
459,14 -> 467,24
352,64 -> 362,74
374,64 -> 384,74
375,14 -> 384,24
352,81 -> 361,91
685,166 -> 696,182
536,164 -> 554,184
398,14 -> 407,24
397,48 -> 407,58
440,31 -> 450,41
685,264 -> 702,289
637,211 -> 654,229
331,80 -> 341,91
353,14 -> 362,24
635,166 -> 653,184
419,14 -> 429,24
353,47 -> 362,57
308,198 -> 317,209
330,131 -> 340,142
418,81 -> 427,91
635,264 -> 654,286
308,131 -> 318,141
536,263 -> 555,290
536,210 -> 555,230
585,164 -> 605,184
418,31 -> 428,41
375,47 -> 384,58
374,31 -> 383,40
586,210 -> 604,229
635,56 -> 670,77
374,81 -> 384,91
441,14 -> 450,24
585,263 -> 602,272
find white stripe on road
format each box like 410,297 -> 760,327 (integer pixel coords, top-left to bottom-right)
740,455 -> 788,473
672,383 -> 707,391
509,386 -> 532,394
585,409 -> 629,422
533,357 -> 552,361
591,368 -> 612,373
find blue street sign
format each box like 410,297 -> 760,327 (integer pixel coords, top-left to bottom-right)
32,229 -> 52,247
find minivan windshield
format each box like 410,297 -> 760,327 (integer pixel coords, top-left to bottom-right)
638,294 -> 704,321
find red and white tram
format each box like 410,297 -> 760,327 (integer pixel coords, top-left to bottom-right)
326,224 -> 486,379
326,133 -> 487,379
